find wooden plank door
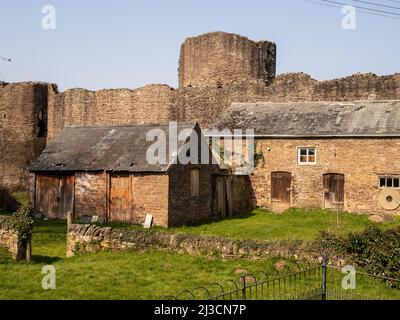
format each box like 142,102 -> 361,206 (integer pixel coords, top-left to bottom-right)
35,174 -> 74,219
59,176 -> 75,215
271,172 -> 291,212
323,174 -> 345,209
216,177 -> 227,217
109,174 -> 133,222
226,178 -> 233,217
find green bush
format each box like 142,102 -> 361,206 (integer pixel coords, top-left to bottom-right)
12,204 -> 34,244
318,226 -> 400,282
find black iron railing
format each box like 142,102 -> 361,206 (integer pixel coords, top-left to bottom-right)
164,258 -> 400,300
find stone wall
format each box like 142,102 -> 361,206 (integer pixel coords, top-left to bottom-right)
178,32 -> 276,88
168,164 -> 218,227
47,84 -> 176,141
2,32 -> 400,192
251,138 -> 400,216
0,215 -> 28,260
66,223 -> 347,265
0,82 -> 54,190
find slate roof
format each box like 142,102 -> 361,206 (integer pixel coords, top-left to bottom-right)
29,123 -> 199,172
212,101 -> 400,137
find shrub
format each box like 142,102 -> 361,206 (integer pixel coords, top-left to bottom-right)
318,226 -> 400,283
12,203 -> 34,244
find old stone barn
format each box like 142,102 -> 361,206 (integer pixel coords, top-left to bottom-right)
28,123 -> 245,227
2,31 -> 400,223
215,100 -> 400,217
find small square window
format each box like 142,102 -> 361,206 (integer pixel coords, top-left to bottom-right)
394,179 -> 400,188
298,148 -> 316,164
380,178 -> 386,188
387,178 -> 393,188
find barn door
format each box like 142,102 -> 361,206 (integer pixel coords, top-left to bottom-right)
59,176 -> 75,215
36,174 -> 74,219
109,174 -> 133,222
271,172 -> 291,212
323,174 -> 345,209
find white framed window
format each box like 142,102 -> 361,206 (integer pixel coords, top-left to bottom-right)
379,176 -> 400,189
298,148 -> 316,165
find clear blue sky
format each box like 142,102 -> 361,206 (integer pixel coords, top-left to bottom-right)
0,0 -> 399,91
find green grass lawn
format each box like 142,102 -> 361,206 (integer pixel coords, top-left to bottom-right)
111,208 -> 400,241
1,208 -> 400,300
0,219 -> 291,300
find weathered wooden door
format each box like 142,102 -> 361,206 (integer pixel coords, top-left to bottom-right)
36,174 -> 75,219
323,174 -> 345,209
271,172 -> 291,212
59,176 -> 75,214
109,174 -> 133,222
216,177 -> 227,217
226,178 -> 233,217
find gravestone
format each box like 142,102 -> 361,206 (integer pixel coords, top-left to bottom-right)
144,214 -> 153,229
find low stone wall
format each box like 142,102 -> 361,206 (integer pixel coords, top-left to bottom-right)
66,224 -> 347,265
0,216 -> 27,260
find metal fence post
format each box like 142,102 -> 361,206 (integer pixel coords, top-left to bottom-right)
241,274 -> 247,300
322,256 -> 328,301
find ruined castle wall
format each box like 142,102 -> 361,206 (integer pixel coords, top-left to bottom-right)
0,82 -> 52,190
173,73 -> 400,128
47,84 -> 177,141
178,32 -> 276,88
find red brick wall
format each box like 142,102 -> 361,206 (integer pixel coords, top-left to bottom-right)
74,172 -> 108,218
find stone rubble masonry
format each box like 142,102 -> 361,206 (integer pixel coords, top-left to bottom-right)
0,82 -> 55,190
66,223 -> 348,266
250,138 -> 400,216
1,32 -> 400,191
178,31 -> 277,88
0,215 -> 27,260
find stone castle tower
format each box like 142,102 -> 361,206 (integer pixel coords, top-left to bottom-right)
178,32 -> 277,88
1,31 -> 400,191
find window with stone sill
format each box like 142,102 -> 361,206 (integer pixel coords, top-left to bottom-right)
379,176 -> 400,189
298,148 -> 316,165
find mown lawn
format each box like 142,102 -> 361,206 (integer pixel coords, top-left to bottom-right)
0,219 -> 289,300
113,208 -> 400,241
1,208 -> 400,300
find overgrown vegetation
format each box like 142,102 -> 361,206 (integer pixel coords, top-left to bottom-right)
318,226 -> 400,283
12,204 -> 34,245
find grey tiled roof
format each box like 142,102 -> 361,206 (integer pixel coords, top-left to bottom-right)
29,123 -> 198,172
214,101 -> 400,137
